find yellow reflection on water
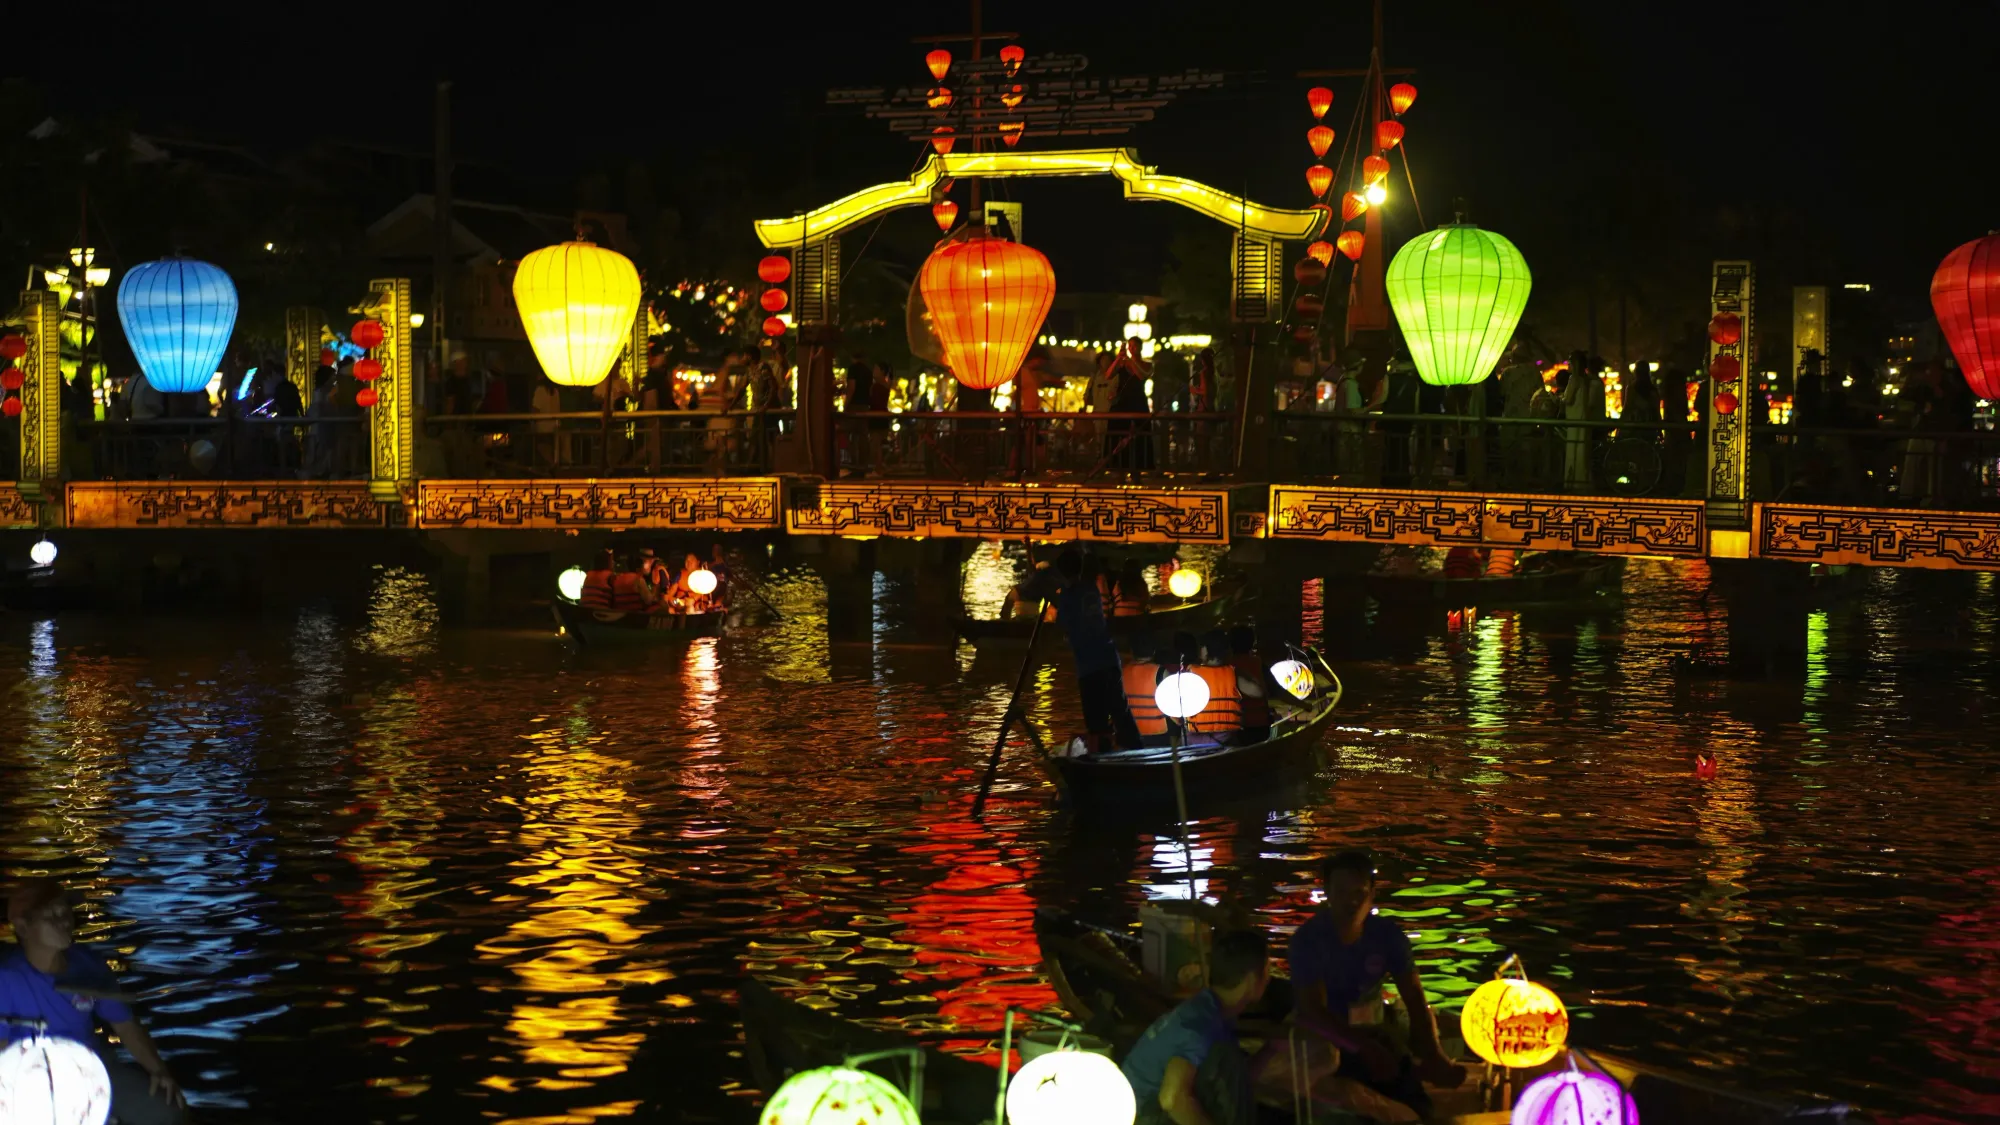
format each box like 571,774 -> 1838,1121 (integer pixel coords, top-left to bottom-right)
361,566 -> 440,656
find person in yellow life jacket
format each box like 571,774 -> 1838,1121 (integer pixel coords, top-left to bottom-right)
1112,559 -> 1150,616
1122,635 -> 1169,739
1190,629 -> 1244,739
1484,548 -> 1519,577
610,555 -> 659,615
1441,546 -> 1486,579
1228,625 -> 1271,741
579,549 -> 616,610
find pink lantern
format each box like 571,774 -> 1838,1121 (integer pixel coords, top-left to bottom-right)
1511,1067 -> 1639,1125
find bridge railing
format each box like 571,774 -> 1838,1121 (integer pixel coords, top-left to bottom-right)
833,410 -> 1237,481
71,417 -> 370,480
422,409 -> 790,477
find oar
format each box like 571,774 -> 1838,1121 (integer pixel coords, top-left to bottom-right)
972,599 -> 1047,819
1164,663 -> 1197,900
739,573 -> 786,621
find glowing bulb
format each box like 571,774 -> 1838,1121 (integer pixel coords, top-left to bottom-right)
1365,182 -> 1387,206
687,568 -> 718,596
1155,671 -> 1210,720
29,539 -> 56,567
557,567 -> 587,602
1167,569 -> 1203,599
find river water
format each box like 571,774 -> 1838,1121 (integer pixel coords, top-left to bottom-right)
1,549 -> 1995,1124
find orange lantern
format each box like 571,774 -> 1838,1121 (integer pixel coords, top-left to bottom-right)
1001,84 -> 1025,108
758,255 -> 792,284
763,316 -> 788,338
1307,125 -> 1334,158
1362,154 -> 1391,185
1305,164 -> 1333,198
932,200 -> 959,231
1307,86 -> 1333,119
1337,231 -> 1366,261
917,230 -> 1056,391
1307,241 -> 1336,268
1375,120 -> 1404,150
1341,192 -> 1369,222
1390,82 -> 1417,115
928,86 -> 953,111
926,49 -> 951,81
999,44 -> 1024,76
1294,257 -> 1327,286
760,288 -> 788,312
999,121 -> 1025,147
931,126 -> 956,155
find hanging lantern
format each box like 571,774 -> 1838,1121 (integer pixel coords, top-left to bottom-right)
931,200 -> 960,231
1342,192 -> 1369,222
760,288 -> 789,312
1154,671 -> 1210,719
1307,125 -> 1335,158
1510,1067 -> 1639,1125
1708,312 -> 1742,346
0,370 -> 21,391
1930,233 -> 2000,399
355,387 -> 379,408
1306,86 -> 1333,119
511,240 -> 643,388
1365,181 -> 1388,206
931,126 -> 956,155
1384,223 -> 1532,386
925,49 -> 952,81
1714,390 -> 1740,415
0,1034 -> 113,1125
1336,231 -> 1366,262
1709,354 -> 1741,383
927,86 -> 954,111
1389,82 -> 1418,115
1305,164 -> 1333,198
1376,120 -> 1405,150
1269,659 -> 1314,700
1,397 -> 18,418
1294,258 -> 1328,286
557,567 -> 588,602
116,257 -> 240,394
29,538 -> 56,567
1001,84 -> 1025,109
0,335 -> 25,360
758,255 -> 793,284
1307,241 -> 1336,268
353,358 -> 382,382
318,347 -> 336,367
1294,292 -> 1325,320
999,44 -> 1025,76
1461,976 -> 1570,1068
351,319 -> 385,349
1006,1049 -> 1135,1125
1362,154 -> 1391,185
763,316 -> 788,337
763,1066 -> 920,1125
999,121 -> 1025,147
919,230 -> 1055,391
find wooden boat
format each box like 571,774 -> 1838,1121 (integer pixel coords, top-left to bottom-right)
551,598 -> 726,645
1365,555 -> 1624,606
1037,650 -> 1342,806
954,581 -> 1243,645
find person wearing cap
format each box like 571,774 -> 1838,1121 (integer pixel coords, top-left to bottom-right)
1,878 -> 186,1124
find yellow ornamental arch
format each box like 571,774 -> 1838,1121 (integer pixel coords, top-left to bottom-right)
512,241 -> 642,388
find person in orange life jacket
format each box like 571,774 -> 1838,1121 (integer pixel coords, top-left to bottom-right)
1159,630 -> 1205,740
1441,546 -> 1485,579
1225,626 -> 1272,740
1113,559 -> 1150,616
1188,629 -> 1245,739
1121,635 -> 1170,739
609,554 -> 659,614
579,548 -> 616,610
1055,548 -> 1142,752
664,553 -> 709,613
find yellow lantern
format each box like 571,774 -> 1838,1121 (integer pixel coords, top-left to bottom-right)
1167,568 -> 1203,599
1461,969 -> 1569,1068
512,240 -> 642,387
761,1066 -> 919,1125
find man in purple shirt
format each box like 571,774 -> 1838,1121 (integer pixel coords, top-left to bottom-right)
1289,851 -> 1465,1117
1,879 -> 186,1124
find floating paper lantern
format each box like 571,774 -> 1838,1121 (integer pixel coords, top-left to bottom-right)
1511,1067 -> 1639,1125
557,567 -> 587,602
1362,154 -> 1391,185
1270,659 -> 1314,700
1385,223 -> 1532,386
1006,1049 -> 1135,1125
1307,86 -> 1333,119
1461,977 -> 1570,1068
762,1066 -> 919,1125
1389,82 -> 1418,115
917,229 -> 1056,390
1307,241 -> 1336,268
1930,233 -> 2000,399
1708,312 -> 1742,346
1307,125 -> 1335,158
512,241 -> 642,388
1337,231 -> 1366,262
117,257 -> 239,394
925,49 -> 951,81
1305,164 -> 1333,198
29,539 -> 57,567
1155,671 -> 1210,719
1342,192 -> 1369,222
1167,569 -> 1203,599
758,256 -> 792,284
687,568 -> 718,596
0,1035 -> 113,1125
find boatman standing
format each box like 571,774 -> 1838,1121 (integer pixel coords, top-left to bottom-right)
1052,548 -> 1143,753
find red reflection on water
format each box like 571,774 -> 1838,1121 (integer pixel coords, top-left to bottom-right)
1302,578 -> 1325,647
1900,867 -> 2000,1122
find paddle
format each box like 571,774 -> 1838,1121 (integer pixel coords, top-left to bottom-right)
972,598 -> 1047,819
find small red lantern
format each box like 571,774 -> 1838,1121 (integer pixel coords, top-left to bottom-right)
1001,84 -> 1025,109
318,348 -> 336,367
1294,257 -> 1327,286
1708,312 -> 1742,346
931,200 -> 959,231
1305,164 -> 1333,198
1,396 -> 19,418
355,387 -> 378,408
999,121 -> 1025,147
761,288 -> 789,312
1695,752 -> 1717,780
353,358 -> 383,382
1294,292 -> 1325,320
351,320 -> 384,349
0,370 -> 21,391
1714,390 -> 1739,415
0,335 -> 25,360
758,255 -> 792,284
1375,120 -> 1405,150
927,86 -> 953,111
1307,241 -> 1336,268
1389,83 -> 1418,115
1336,231 -> 1366,261
1362,154 -> 1391,185
763,316 -> 788,338
1307,86 -> 1333,119
1341,192 -> 1369,222
925,49 -> 951,81
1307,125 -> 1334,158
931,126 -> 956,155
1710,354 -> 1742,383
999,44 -> 1024,76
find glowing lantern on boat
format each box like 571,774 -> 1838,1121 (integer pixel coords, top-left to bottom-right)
1375,120 -> 1405,151
0,1035 -> 113,1125
761,288 -> 789,312
1337,231 -> 1366,262
1307,125 -> 1334,158
1389,82 -> 1418,115
1930,232 -> 2000,399
1709,354 -> 1741,383
1006,1049 -> 1135,1125
1167,568 -> 1203,599
758,256 -> 792,284
687,568 -> 718,596
1342,192 -> 1369,222
1511,1067 -> 1639,1125
1270,659 -> 1314,700
116,257 -> 239,394
932,200 -> 959,231
999,44 -> 1024,76
351,319 -> 385,349
762,1066 -> 919,1125
557,567 -> 587,602
1461,976 -> 1569,1068
917,229 -> 1056,391
29,539 -> 57,567
1307,241 -> 1336,268
925,49 -> 951,81
1155,671 -> 1210,720
1306,86 -> 1333,119
1362,154 -> 1391,185
1708,312 -> 1742,346
1385,223 -> 1532,386
512,240 -> 642,388
1305,164 -> 1333,198
931,126 -> 956,155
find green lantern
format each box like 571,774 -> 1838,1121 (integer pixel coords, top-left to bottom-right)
1385,223 -> 1532,386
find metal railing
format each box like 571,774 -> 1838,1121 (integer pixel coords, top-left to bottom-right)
423,409 -> 791,477
832,410 -> 1237,481
72,417 -> 369,480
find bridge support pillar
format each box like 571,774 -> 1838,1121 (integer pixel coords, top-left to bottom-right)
813,537 -> 877,641
1712,557 -> 1810,679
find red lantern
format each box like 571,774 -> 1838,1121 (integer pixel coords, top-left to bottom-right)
1389,83 -> 1418,115
931,200 -> 959,231
0,370 -> 21,391
351,320 -> 384,349
1708,312 -> 1742,346
1375,120 -> 1404,150
1930,233 -> 2000,399
356,387 -> 378,408
1295,292 -> 1325,320
758,255 -> 792,284
1714,390 -> 1739,415
1294,257 -> 1327,286
928,86 -> 954,111
763,316 -> 788,338
0,335 -> 25,360
1001,84 -> 1025,109
999,44 -> 1024,76
1291,324 -> 1317,343
1695,752 -> 1717,780
925,49 -> 951,81
931,126 -> 956,155
1341,192 -> 1369,222
1307,86 -> 1333,119
353,358 -> 383,382
917,229 -> 1056,391
760,288 -> 788,312
1307,125 -> 1334,158
318,348 -> 336,367
1337,231 -> 1366,261
1362,154 -> 1391,185
999,121 -> 1025,147
1709,354 -> 1742,383
1,396 -> 19,418
1305,164 -> 1333,198
1307,241 -> 1336,268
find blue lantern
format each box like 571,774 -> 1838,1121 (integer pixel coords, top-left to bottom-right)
117,258 -> 239,394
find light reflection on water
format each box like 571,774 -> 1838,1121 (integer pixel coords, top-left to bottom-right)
0,551 -> 1994,1121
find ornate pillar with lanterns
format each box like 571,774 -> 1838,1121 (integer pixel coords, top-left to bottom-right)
352,278 -> 415,503
1704,260 -> 1754,527
6,291 -> 63,495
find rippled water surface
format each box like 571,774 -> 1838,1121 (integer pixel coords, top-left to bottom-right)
3,553 -> 1997,1124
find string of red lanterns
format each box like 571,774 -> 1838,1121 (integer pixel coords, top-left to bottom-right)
0,332 -> 25,418
351,319 -> 383,410
758,254 -> 791,338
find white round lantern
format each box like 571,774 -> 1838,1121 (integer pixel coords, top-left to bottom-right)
1166,568 -> 1203,599
761,1065 -> 918,1125
1269,659 -> 1314,700
0,1036 -> 113,1125
556,567 -> 587,603
1006,1048 -> 1136,1125
1154,671 -> 1210,719
29,539 -> 57,567
687,568 -> 719,596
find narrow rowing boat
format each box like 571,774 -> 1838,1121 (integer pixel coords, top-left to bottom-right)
551,598 -> 726,645
954,581 -> 1243,645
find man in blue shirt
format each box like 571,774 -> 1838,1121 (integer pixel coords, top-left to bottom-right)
1121,929 -> 1276,1125
1289,851 -> 1464,1117
2,879 -> 186,1125
1052,548 -> 1142,752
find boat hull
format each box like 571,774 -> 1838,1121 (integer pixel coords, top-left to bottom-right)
553,599 -> 725,644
